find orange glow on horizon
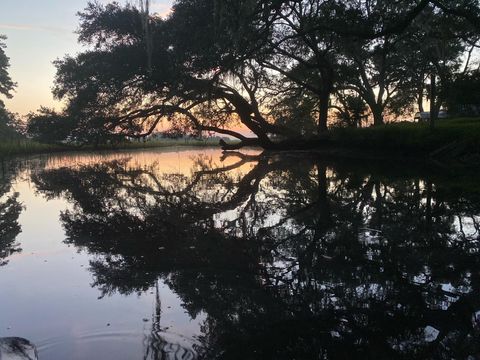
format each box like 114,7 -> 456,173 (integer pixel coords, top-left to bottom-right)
42,147 -> 262,175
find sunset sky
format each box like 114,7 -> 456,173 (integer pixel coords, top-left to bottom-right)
0,0 -> 172,116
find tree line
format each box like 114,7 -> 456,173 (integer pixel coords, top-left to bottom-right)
2,1 -> 480,149
0,36 -> 22,140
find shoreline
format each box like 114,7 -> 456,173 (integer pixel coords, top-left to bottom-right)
2,118 -> 479,167
0,138 -> 232,159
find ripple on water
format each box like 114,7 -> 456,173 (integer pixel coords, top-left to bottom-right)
36,328 -> 200,360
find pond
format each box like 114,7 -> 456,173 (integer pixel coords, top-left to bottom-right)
0,147 -> 479,359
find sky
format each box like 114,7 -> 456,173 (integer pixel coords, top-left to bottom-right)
0,0 -> 173,116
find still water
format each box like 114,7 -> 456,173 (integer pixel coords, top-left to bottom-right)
0,147 -> 479,359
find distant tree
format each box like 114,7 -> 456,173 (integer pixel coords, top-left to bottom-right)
26,108 -> 76,144
0,103 -> 22,139
0,35 -> 21,140
0,35 -> 16,101
269,84 -> 318,136
446,70 -> 480,116
335,32 -> 406,127
413,8 -> 468,128
332,92 -> 368,128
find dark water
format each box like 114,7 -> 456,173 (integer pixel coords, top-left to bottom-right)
0,148 -> 479,359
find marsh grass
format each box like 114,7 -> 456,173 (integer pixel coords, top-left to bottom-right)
329,117 -> 480,157
2,119 -> 478,160
0,139 -> 66,157
0,137 -> 232,158
116,138 -> 228,149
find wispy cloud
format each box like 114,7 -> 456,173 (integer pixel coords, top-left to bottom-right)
0,23 -> 69,33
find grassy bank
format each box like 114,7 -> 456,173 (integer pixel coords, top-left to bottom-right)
116,138 -> 227,149
327,117 -> 480,162
2,119 -> 479,162
0,140 -> 67,157
0,138 -> 228,158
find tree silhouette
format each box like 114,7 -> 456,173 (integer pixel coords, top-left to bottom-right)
43,1 -> 480,148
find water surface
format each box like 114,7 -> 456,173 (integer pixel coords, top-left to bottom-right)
0,148 -> 479,359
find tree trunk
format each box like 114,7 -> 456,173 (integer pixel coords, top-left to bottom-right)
430,73 -> 437,130
372,106 -> 384,126
318,90 -> 329,133
318,68 -> 333,133
417,84 -> 424,113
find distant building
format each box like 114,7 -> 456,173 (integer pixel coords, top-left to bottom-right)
413,111 -> 448,122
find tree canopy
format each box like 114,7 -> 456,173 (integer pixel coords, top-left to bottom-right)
0,35 -> 15,102
0,35 -> 20,140
42,0 -> 480,148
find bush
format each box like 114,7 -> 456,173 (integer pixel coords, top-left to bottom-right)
26,108 -> 76,144
0,103 -> 22,140
447,70 -> 480,117
328,117 -> 480,157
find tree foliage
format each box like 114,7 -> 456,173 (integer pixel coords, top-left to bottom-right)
26,108 -> 77,144
0,35 -> 16,102
0,35 -> 21,140
47,0 -> 480,148
0,103 -> 21,139
447,70 -> 480,116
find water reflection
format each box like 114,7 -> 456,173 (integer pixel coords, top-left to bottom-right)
30,152 -> 480,359
0,161 -> 24,266
0,337 -> 38,359
143,282 -> 200,360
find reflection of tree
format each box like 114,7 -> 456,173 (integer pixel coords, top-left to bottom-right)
32,155 -> 480,359
142,281 -> 200,360
0,162 -> 24,266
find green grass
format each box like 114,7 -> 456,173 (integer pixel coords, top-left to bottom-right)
114,138 -> 228,149
0,139 -> 68,157
328,117 -> 480,158
2,119 -> 478,161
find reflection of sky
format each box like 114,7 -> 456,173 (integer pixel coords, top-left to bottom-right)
39,147 -> 261,174
0,147 -> 479,357
0,0 -> 172,115
0,148 -> 237,359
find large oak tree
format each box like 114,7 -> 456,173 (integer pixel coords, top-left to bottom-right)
49,0 -> 480,149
